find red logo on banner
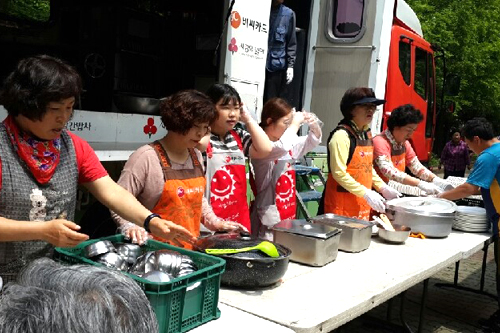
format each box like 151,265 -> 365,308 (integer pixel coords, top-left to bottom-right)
228,38 -> 238,54
143,118 -> 157,138
177,187 -> 185,198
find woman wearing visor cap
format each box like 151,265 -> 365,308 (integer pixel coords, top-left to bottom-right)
319,87 -> 400,220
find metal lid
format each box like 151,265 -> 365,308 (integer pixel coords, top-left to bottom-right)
386,197 -> 457,217
312,213 -> 373,230
272,219 -> 341,239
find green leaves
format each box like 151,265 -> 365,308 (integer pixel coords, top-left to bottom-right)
407,0 -> 500,133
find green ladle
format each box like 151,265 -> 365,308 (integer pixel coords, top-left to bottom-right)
205,241 -> 280,258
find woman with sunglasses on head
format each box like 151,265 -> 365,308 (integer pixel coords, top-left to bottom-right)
250,98 -> 322,239
320,87 -> 401,220
112,90 -> 245,247
373,104 -> 452,196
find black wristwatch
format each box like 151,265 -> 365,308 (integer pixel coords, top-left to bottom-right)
143,213 -> 160,232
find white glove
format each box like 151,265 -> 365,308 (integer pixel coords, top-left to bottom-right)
380,185 -> 402,200
432,177 -> 455,192
417,180 -> 442,195
286,67 -> 294,84
363,190 -> 386,213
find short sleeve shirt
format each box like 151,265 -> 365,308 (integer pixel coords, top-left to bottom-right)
467,142 -> 500,234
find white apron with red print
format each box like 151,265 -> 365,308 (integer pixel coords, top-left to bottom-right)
205,131 -> 251,231
252,151 -> 296,232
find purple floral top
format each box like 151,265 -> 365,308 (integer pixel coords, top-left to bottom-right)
440,140 -> 470,171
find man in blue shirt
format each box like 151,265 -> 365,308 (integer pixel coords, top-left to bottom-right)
440,118 -> 500,332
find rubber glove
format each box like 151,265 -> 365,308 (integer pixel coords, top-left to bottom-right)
363,190 -> 386,213
380,185 -> 402,200
286,67 -> 294,84
417,180 -> 443,195
432,177 -> 454,191
120,222 -> 149,245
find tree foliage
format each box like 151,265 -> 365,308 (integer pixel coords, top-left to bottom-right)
4,0 -> 50,22
406,0 -> 500,137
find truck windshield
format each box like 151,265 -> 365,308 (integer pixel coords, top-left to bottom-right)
0,0 -> 50,23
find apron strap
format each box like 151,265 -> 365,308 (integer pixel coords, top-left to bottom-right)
229,129 -> 244,151
150,141 -> 171,181
187,148 -> 204,174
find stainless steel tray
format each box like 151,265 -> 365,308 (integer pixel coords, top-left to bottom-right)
311,214 -> 372,253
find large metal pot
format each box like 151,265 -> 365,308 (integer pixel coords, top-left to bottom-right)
385,197 -> 457,238
195,232 -> 291,288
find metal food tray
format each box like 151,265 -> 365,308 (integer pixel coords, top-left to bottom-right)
311,214 -> 372,253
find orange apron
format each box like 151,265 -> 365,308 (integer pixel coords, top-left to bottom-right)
150,142 -> 205,249
324,125 -> 374,220
375,132 -> 406,183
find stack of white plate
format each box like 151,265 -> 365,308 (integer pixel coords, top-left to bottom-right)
453,206 -> 490,232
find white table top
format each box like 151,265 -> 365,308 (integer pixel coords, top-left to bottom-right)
191,303 -> 294,332
217,231 -> 491,333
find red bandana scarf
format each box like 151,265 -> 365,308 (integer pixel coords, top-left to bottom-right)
3,116 -> 61,184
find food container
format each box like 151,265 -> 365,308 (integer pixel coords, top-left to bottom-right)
385,197 -> 457,238
378,224 -> 411,244
311,214 -> 373,253
272,219 -> 342,266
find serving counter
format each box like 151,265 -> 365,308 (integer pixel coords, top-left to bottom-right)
214,231 -> 491,333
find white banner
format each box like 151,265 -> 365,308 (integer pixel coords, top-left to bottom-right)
224,0 -> 271,120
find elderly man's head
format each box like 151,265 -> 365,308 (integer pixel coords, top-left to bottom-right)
0,258 -> 159,333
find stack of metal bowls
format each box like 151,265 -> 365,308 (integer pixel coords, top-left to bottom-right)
129,249 -> 197,281
84,240 -> 128,271
83,240 -> 198,282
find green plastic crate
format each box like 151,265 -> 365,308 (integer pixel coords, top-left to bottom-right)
54,234 -> 225,333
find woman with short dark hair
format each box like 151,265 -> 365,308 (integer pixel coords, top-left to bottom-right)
373,104 -> 452,195
321,87 -> 400,220
0,55 -> 195,281
112,90 -> 246,247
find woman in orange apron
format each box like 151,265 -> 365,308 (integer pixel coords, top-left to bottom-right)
320,87 -> 400,220
204,84 -> 272,232
112,90 -> 245,247
251,98 -> 322,239
373,104 -> 452,195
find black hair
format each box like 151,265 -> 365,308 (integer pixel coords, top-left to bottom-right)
340,87 -> 376,120
462,117 -> 495,141
386,104 -> 424,131
0,55 -> 82,121
205,83 -> 241,106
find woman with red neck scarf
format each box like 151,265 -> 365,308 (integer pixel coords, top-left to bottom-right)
0,55 -> 195,281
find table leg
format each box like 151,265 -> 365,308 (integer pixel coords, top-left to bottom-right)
417,279 -> 429,333
435,238 -> 496,300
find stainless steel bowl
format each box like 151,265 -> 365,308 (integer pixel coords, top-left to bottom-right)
115,243 -> 142,264
85,240 -> 116,258
96,252 -> 126,270
113,94 -> 160,115
129,251 -> 155,277
141,270 -> 172,283
378,224 -> 411,244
